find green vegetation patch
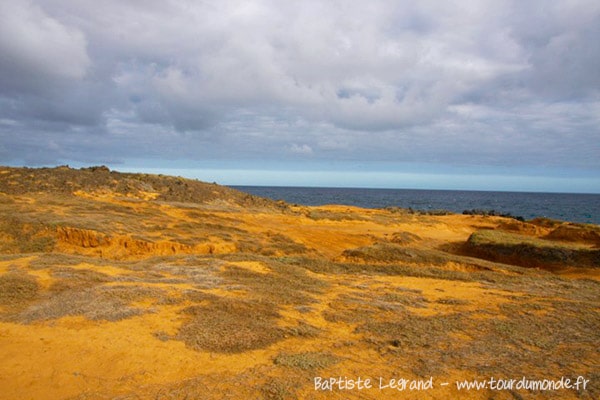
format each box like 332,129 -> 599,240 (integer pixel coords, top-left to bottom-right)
464,229 -> 600,269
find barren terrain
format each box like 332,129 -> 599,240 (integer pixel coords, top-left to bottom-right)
0,166 -> 598,399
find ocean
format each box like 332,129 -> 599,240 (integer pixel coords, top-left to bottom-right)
232,186 -> 600,225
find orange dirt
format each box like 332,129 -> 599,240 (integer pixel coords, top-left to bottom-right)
0,167 -> 598,399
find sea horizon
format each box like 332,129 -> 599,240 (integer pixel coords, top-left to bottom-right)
232,184 -> 600,196
232,185 -> 600,225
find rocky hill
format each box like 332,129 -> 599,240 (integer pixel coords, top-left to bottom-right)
0,165 -> 279,208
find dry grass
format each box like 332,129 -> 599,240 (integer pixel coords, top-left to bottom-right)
545,222 -> 600,246
261,352 -> 342,399
283,255 -> 496,283
148,259 -> 224,289
357,312 -> 467,377
49,267 -> 112,289
1,166 -> 598,399
16,284 -> 162,323
306,209 -> 368,221
453,296 -> 600,385
0,165 -> 282,210
260,377 -> 297,400
0,216 -> 56,253
236,231 -> 312,257
388,231 -> 422,244
219,254 -> 326,303
173,256 -> 326,353
273,351 -> 340,371
1,262 -> 165,323
0,272 -> 39,307
435,297 -> 470,305
177,298 -> 284,353
323,286 -> 430,326
313,260 -> 600,386
464,229 -> 600,269
340,242 -> 450,265
350,290 -> 600,383
282,321 -> 322,338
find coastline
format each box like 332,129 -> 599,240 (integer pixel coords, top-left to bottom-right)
233,185 -> 600,225
0,166 -> 598,399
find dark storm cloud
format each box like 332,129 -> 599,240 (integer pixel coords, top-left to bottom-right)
0,0 -> 598,170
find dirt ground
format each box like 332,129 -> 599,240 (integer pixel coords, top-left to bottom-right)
0,167 -> 598,399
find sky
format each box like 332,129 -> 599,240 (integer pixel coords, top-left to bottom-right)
0,0 -> 599,193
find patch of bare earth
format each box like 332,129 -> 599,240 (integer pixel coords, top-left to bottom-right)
0,166 -> 598,399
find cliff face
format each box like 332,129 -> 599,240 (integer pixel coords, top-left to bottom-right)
56,226 -> 107,248
55,226 -> 236,259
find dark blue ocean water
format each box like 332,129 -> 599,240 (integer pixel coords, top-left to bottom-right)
233,186 -> 600,225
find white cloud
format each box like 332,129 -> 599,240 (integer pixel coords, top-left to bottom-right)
289,143 -> 314,156
0,0 -> 90,92
0,0 -> 598,178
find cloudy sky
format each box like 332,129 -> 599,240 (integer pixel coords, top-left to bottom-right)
1,0 -> 599,192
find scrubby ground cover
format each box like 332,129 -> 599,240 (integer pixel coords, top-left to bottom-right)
0,166 -> 598,399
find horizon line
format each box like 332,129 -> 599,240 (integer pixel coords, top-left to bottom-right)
229,184 -> 600,196
3,163 -> 599,195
